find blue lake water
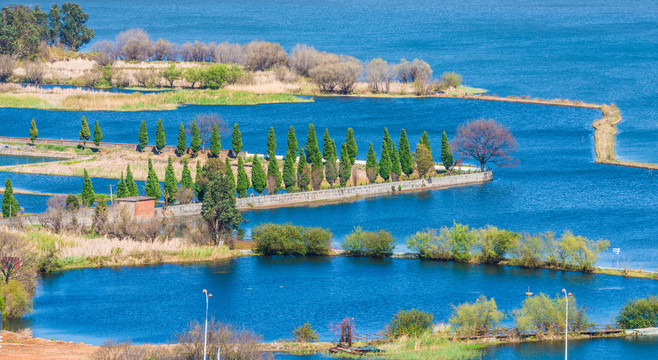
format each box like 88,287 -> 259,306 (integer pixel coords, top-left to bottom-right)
3,1 -> 658,358
10,257 -> 657,346
1,99 -> 656,269
0,154 -> 64,166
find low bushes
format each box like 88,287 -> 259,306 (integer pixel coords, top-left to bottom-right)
449,295 -> 504,334
616,296 -> 658,329
386,309 -> 434,338
292,323 -> 319,342
406,223 -> 609,272
253,223 -> 332,256
342,227 -> 396,257
512,293 -> 591,336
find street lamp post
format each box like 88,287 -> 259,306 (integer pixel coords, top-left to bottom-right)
203,289 -> 213,360
562,288 -> 572,360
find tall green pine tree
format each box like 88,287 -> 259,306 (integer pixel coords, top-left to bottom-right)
81,169 -> 95,207
79,116 -> 91,149
338,142 -> 351,187
180,159 -> 194,190
267,127 -> 277,159
93,120 -> 103,149
210,123 -> 221,157
145,158 -> 161,200
236,157 -> 249,198
267,156 -> 281,192
286,126 -> 297,158
138,120 -> 148,151
441,131 -> 454,171
365,143 -> 378,183
420,131 -> 431,154
379,129 -> 391,182
2,178 -> 19,217
390,139 -> 401,179
195,160 -> 204,199
251,154 -> 266,195
346,128 -> 358,164
177,122 -> 187,156
126,165 -> 139,196
296,149 -> 310,191
232,123 -> 242,156
306,124 -> 322,166
116,172 -> 127,198
399,129 -> 413,176
155,119 -> 166,154
163,157 -> 178,205
29,118 -> 38,145
282,151 -> 297,191
225,158 -> 235,193
190,119 -> 201,156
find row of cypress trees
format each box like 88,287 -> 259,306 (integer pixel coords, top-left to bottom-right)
28,117 -> 103,150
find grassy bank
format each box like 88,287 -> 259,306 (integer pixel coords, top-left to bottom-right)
17,227 -> 238,271
0,88 -> 312,111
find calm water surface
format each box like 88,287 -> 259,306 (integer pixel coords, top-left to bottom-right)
11,257 -> 657,345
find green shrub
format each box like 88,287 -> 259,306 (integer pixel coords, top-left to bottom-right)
386,309 -> 434,339
200,64 -> 243,89
513,293 -> 591,336
616,296 -> 658,329
0,280 -> 33,320
474,226 -> 519,264
406,227 -> 453,260
449,295 -> 505,334
450,223 -> 473,262
292,323 -> 319,342
253,223 -> 332,256
342,227 -> 396,257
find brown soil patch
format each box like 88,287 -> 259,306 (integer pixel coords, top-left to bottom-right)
0,330 -> 96,360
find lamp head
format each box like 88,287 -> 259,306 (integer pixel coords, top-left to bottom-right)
203,289 -> 207,293
561,288 -> 566,293
209,294 -> 213,297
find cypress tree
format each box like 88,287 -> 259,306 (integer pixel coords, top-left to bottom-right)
420,131 -> 431,154
267,127 -> 276,159
236,157 -> 249,198
365,143 -> 378,183
379,129 -> 391,181
155,119 -> 166,154
177,122 -> 187,156
29,118 -> 38,145
286,126 -> 297,158
116,172 -> 127,198
338,142 -> 351,187
126,165 -> 139,197
322,128 -> 334,161
390,139 -> 401,179
190,119 -> 201,156
210,123 -> 221,157
138,120 -> 148,151
93,120 -> 103,149
441,130 -> 454,171
282,151 -> 296,191
267,156 -> 281,192
145,158 -> 161,200
296,149 -> 310,191
399,129 -> 413,176
306,124 -> 322,166
232,123 -> 242,155
163,157 -> 178,205
2,178 -> 19,217
225,158 -> 235,192
180,159 -> 194,190
81,169 -> 95,207
79,116 -> 91,149
195,160 -> 204,199
346,127 -> 358,164
251,154 -> 266,195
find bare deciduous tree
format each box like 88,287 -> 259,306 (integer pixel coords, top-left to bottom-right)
244,40 -> 288,71
191,41 -> 207,62
309,55 -> 363,94
0,54 -> 17,82
393,58 -> 432,83
365,58 -> 394,93
213,42 -> 244,64
289,44 -> 323,77
452,119 -> 518,171
174,320 -> 264,360
91,41 -> 118,66
152,38 -> 178,61
187,113 -> 230,150
133,69 -> 155,87
179,42 -> 194,62
0,229 -> 38,288
117,28 -> 153,61
23,62 -> 44,84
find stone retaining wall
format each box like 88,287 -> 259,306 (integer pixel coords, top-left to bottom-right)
1,172 -> 492,226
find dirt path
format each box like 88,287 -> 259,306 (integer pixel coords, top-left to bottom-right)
0,331 -> 96,360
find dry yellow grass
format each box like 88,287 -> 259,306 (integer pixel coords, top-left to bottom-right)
593,104 -> 621,162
